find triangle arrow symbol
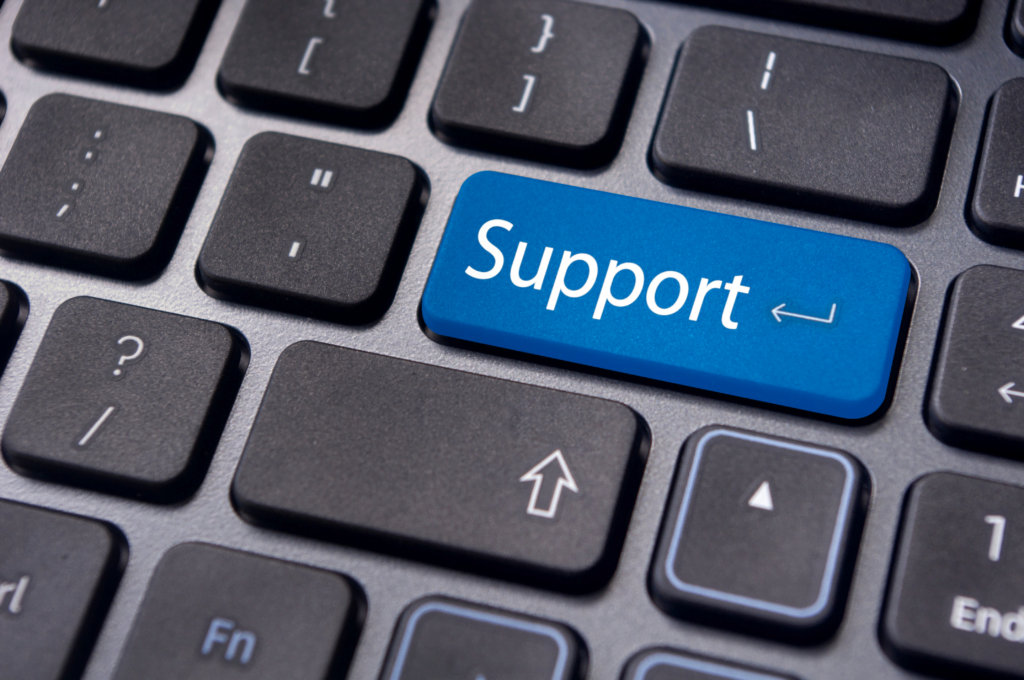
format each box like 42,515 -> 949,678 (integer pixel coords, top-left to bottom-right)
1013,314 -> 1024,330
748,481 -> 774,511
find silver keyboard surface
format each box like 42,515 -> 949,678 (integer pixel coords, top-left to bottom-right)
0,0 -> 1021,678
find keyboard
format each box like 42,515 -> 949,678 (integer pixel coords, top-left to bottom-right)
1,0 -> 1023,678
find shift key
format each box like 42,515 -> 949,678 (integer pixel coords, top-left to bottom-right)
421,172 -> 913,420
232,342 -> 646,592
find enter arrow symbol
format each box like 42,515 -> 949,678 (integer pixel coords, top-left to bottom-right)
999,382 -> 1024,404
772,303 -> 837,324
519,450 -> 579,519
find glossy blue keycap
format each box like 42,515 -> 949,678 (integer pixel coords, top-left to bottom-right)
422,172 -> 912,419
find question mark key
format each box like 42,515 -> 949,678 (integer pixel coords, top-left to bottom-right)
111,335 -> 146,379
1,297 -> 245,502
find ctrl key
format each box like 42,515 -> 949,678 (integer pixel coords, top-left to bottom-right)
112,543 -> 364,680
0,499 -> 127,680
882,473 -> 1024,679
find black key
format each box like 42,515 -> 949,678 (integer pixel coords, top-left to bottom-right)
927,265 -> 1024,455
380,597 -> 584,680
197,132 -> 426,324
649,427 -> 868,643
12,0 -> 220,89
650,26 -> 955,226
218,0 -> 433,128
232,342 -> 646,592
0,281 -> 28,377
970,80 -> 1024,247
622,648 -> 795,680
0,498 -> 126,680
1008,0 -> 1024,56
112,543 -> 362,680
2,297 -> 245,502
0,94 -> 210,279
430,0 -> 647,168
881,473 -> 1024,679
668,0 -> 978,45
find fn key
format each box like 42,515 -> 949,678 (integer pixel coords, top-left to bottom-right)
113,544 -> 363,680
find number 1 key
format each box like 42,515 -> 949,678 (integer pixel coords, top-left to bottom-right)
882,473 -> 1024,679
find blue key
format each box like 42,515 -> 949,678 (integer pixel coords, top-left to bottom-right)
421,172 -> 912,419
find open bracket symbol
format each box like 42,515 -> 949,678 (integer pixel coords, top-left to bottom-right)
112,335 -> 145,379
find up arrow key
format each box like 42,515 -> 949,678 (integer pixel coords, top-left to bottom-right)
520,450 -> 579,519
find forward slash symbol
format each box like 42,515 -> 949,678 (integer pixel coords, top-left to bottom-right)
76,405 -> 117,448
772,303 -> 837,324
998,382 -> 1024,404
519,450 -> 578,519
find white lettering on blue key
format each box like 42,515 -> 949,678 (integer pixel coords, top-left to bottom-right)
422,172 -> 912,419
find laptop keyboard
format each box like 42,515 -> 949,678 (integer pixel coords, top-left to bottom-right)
0,0 -> 1022,679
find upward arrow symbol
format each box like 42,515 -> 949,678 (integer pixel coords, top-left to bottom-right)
519,450 -> 579,519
